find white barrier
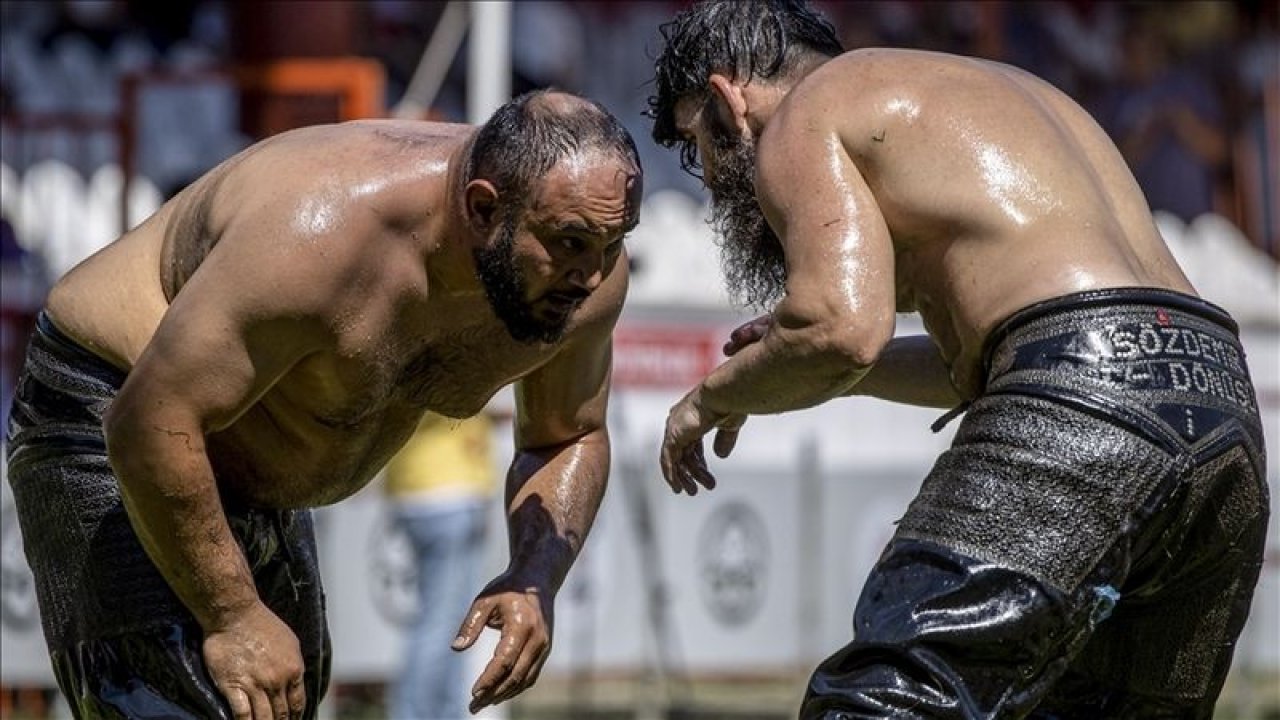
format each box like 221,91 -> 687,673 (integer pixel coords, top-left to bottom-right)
1,161 -> 163,279
0,196 -> 1276,707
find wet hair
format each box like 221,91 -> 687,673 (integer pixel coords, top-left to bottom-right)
647,0 -> 843,176
467,89 -> 642,214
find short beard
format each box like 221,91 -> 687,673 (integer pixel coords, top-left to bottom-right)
705,127 -> 787,310
473,214 -> 571,344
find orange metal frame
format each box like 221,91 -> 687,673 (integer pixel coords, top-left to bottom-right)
118,58 -> 386,232
232,57 -> 386,123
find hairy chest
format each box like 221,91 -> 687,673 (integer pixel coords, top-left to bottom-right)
287,321 -> 554,426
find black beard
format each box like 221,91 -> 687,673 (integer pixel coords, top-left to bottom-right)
705,130 -> 787,310
473,216 -> 571,344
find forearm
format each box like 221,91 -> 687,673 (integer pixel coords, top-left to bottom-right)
700,325 -> 871,417
843,335 -> 962,408
106,418 -> 259,630
502,430 -> 609,593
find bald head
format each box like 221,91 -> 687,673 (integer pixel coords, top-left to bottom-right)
524,89 -> 595,115
467,89 -> 643,216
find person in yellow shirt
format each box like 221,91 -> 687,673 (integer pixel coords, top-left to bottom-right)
384,411 -> 498,720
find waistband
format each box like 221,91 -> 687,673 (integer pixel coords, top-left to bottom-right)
976,287 -> 1256,427
32,310 -> 128,389
982,288 -> 1240,378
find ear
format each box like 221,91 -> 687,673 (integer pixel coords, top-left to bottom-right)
708,73 -> 750,137
464,179 -> 501,232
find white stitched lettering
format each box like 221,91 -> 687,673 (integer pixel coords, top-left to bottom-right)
1138,326 -> 1164,355
1224,344 -> 1243,373
1192,363 -> 1211,393
1182,329 -> 1202,357
1199,335 -> 1221,364
1111,329 -> 1138,360
1124,363 -> 1152,384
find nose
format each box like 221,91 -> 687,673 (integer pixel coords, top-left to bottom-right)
566,248 -> 605,291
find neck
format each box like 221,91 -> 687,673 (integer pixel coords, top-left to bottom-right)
743,84 -> 785,136
429,131 -> 484,295
746,57 -> 828,133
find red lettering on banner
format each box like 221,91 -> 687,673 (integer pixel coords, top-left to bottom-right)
612,324 -> 725,388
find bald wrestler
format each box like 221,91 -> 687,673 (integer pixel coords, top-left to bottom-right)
5,89 -> 641,719
646,2 -> 1267,718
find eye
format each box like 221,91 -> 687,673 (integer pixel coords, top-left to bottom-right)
559,236 -> 586,254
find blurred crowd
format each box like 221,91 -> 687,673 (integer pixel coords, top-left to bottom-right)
1,0 -> 1277,258
0,2 -> 1276,716
383,0 -> 1280,256
821,0 -> 1279,255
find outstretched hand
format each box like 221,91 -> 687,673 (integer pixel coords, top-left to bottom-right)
657,315 -> 766,496
203,602 -> 306,720
453,574 -> 554,714
660,387 -> 747,495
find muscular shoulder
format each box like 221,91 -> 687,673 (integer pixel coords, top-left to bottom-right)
757,50 -> 911,177
768,49 -> 1038,154
169,122 -> 463,322
773,52 -> 913,122
213,121 -> 462,235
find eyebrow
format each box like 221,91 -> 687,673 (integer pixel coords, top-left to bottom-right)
554,220 -> 606,237
551,218 -> 636,244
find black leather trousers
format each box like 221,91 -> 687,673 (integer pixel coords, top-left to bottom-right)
5,313 -> 332,719
803,289 -> 1269,719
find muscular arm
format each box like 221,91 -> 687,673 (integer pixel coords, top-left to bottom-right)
696,115 -> 895,417
723,319 -> 960,408
661,86 -> 896,493
455,258 -> 626,711
105,308 -> 318,630
500,361 -> 612,599
843,334 -> 962,408
104,190 -> 363,719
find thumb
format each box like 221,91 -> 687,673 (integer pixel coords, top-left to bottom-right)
713,427 -> 738,459
713,415 -> 746,459
452,601 -> 490,651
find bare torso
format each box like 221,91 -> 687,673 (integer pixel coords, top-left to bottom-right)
815,49 -> 1194,394
45,120 -> 608,507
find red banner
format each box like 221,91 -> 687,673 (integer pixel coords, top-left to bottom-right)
612,323 -> 726,389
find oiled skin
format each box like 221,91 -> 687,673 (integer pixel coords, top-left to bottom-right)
661,48 -> 1194,493
44,95 -> 638,717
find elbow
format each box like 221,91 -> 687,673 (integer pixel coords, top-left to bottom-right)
812,313 -> 894,378
101,393 -> 173,472
102,399 -> 129,451
781,321 -> 889,388
828,305 -> 894,366
824,328 -> 889,377
102,399 -> 142,473
773,298 -> 893,382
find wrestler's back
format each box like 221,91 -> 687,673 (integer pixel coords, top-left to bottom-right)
43,121 -> 559,507
810,49 -> 1195,393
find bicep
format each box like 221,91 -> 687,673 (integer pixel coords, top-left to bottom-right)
113,240 -> 330,434
122,304 -> 313,435
755,102 -> 896,327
